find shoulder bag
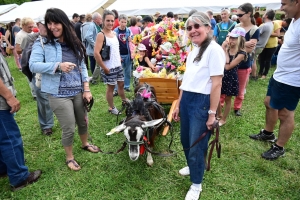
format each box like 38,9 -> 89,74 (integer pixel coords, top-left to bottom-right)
100,31 -> 110,61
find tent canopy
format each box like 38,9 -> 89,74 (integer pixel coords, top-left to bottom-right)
108,0 -> 281,16
0,4 -> 18,16
0,0 -> 115,24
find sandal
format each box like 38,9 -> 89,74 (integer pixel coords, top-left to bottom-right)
82,144 -> 100,153
66,159 -> 81,171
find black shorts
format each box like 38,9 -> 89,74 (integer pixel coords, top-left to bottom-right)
267,76 -> 300,111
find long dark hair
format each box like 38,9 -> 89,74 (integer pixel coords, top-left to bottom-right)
238,3 -> 255,25
44,8 -> 85,61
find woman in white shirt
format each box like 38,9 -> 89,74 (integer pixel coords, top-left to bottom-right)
172,12 -> 225,200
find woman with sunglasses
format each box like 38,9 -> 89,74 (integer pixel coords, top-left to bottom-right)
172,12 -> 225,200
233,3 -> 260,116
30,8 -> 99,171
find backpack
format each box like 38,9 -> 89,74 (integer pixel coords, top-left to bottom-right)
216,20 -> 235,45
21,34 -> 44,82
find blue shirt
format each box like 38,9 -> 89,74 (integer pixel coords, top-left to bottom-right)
210,19 -> 216,30
52,43 -> 82,98
238,29 -> 260,69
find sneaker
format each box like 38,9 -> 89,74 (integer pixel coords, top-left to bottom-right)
113,91 -> 118,97
124,88 -> 131,92
249,129 -> 277,143
179,166 -> 190,176
234,110 -> 242,116
262,144 -> 285,160
11,170 -> 42,191
108,107 -> 121,115
185,184 -> 202,200
42,128 -> 53,136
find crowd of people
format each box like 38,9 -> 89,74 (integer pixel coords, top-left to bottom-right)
0,1 -> 299,199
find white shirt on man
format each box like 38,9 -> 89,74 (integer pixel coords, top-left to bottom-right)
180,40 -> 225,94
274,18 -> 300,87
15,30 -> 30,46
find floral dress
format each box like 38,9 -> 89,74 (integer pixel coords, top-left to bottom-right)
221,51 -> 246,96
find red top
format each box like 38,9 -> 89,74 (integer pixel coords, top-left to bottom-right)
113,18 -> 119,30
256,17 -> 262,26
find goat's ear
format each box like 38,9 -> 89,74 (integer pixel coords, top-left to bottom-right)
106,124 -> 127,135
142,118 -> 164,128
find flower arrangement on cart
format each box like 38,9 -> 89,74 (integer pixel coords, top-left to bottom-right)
132,18 -> 190,80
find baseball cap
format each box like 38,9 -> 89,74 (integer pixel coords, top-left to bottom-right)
34,15 -> 45,24
137,44 -> 147,51
160,42 -> 172,52
142,15 -> 153,23
228,27 -> 246,37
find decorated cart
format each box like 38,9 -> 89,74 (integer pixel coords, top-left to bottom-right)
131,17 -> 191,135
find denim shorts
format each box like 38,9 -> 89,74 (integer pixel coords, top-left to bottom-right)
101,66 -> 124,85
267,76 -> 300,111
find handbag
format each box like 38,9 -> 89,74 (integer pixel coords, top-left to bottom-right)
6,33 -> 12,55
100,32 -> 110,61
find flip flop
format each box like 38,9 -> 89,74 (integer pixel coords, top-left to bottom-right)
66,159 -> 81,171
82,144 -> 100,153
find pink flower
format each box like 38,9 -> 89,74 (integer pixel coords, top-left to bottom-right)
171,65 -> 176,70
169,48 -> 176,54
137,66 -> 143,72
157,27 -> 164,33
167,62 -> 171,66
141,89 -> 151,99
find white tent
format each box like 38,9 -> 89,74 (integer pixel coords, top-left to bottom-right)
0,0 -> 116,24
0,4 -> 18,16
108,0 -> 281,16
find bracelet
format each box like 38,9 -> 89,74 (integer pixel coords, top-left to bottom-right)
84,90 -> 91,92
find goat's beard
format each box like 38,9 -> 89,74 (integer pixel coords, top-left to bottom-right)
129,145 -> 140,161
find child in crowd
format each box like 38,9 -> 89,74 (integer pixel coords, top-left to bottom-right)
218,27 -> 247,126
137,43 -> 157,72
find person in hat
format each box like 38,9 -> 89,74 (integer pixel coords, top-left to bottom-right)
137,43 -> 157,72
20,16 -> 54,136
218,27 -> 247,126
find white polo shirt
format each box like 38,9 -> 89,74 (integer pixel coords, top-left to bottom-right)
274,18 -> 300,87
179,40 -> 225,94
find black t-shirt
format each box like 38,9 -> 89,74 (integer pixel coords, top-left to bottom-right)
117,28 -> 129,55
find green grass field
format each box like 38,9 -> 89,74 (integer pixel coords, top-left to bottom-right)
1,57 -> 299,200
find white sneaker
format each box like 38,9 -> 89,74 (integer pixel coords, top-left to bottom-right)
108,107 -> 121,115
179,166 -> 190,176
185,185 -> 202,200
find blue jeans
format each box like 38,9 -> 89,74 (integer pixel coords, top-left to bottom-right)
0,110 -> 29,186
121,54 -> 132,89
180,91 -> 211,184
33,77 -> 54,130
89,56 -> 96,74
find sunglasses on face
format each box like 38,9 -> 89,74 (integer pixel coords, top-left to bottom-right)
236,13 -> 247,18
186,24 -> 202,31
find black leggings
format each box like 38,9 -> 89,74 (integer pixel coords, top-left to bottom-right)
258,47 -> 277,76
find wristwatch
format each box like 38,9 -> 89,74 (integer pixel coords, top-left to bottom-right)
208,110 -> 216,115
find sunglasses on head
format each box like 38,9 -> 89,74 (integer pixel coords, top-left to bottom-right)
236,13 -> 247,17
186,24 -> 202,31
221,7 -> 229,11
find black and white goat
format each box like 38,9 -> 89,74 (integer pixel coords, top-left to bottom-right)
107,83 -> 166,166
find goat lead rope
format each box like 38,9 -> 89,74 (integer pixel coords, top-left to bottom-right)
97,142 -> 127,154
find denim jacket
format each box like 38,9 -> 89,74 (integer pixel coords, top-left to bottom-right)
114,27 -> 132,58
84,22 -> 99,56
29,38 -> 88,94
